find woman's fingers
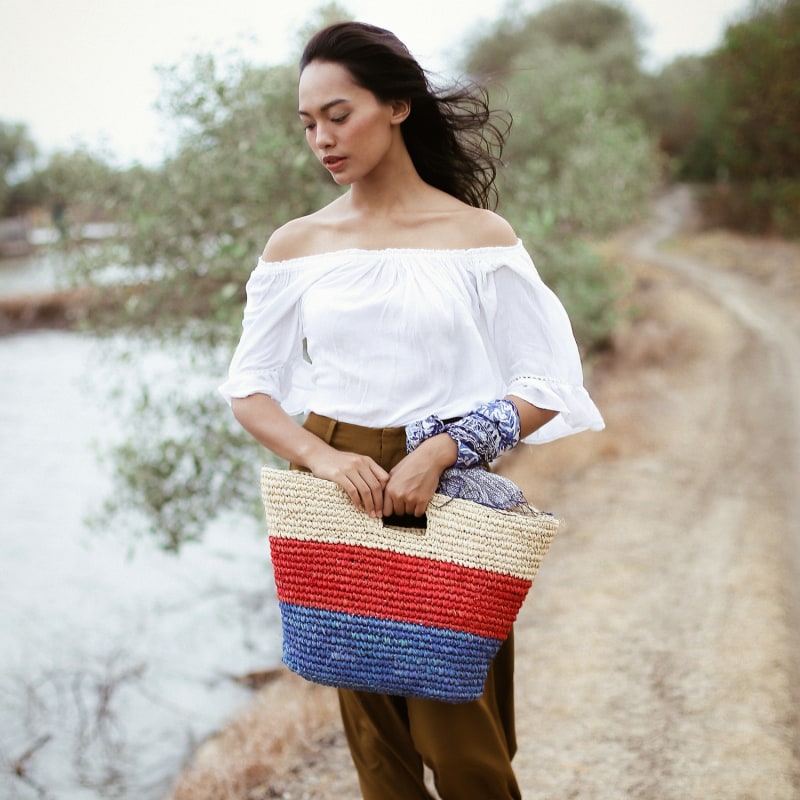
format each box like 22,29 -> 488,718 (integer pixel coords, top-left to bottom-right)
383,478 -> 435,518
345,465 -> 387,517
382,493 -> 400,518
382,491 -> 428,518
381,447 -> 446,518
311,452 -> 388,517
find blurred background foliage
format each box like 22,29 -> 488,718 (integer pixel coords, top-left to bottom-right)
642,0 -> 800,234
2,0 -> 797,549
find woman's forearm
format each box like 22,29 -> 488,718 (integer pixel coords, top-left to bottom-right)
230,393 -> 331,468
506,394 -> 558,439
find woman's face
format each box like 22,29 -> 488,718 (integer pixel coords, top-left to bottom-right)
298,60 -> 404,185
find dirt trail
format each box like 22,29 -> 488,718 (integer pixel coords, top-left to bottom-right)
501,186 -> 800,799
170,188 -> 800,799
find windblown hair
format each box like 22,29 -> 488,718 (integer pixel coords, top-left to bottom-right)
300,21 -> 511,210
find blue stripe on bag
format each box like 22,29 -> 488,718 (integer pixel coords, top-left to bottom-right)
279,602 -> 503,702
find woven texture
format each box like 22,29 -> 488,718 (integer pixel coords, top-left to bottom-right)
260,467 -> 559,702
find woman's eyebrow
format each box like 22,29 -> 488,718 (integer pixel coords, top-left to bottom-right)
298,98 -> 348,116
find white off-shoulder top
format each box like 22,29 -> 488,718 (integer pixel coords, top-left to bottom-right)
219,239 -> 604,444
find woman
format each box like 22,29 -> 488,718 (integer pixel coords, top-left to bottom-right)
220,20 -> 604,800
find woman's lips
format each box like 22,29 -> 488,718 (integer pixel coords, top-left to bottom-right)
323,156 -> 346,172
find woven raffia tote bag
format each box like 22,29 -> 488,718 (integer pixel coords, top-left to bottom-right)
260,466 -> 559,703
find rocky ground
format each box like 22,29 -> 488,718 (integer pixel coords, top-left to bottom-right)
166,187 -> 800,800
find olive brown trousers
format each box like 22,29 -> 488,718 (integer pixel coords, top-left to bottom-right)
295,412 -> 521,800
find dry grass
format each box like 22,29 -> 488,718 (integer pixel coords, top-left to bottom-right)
166,671 -> 340,800
664,228 -> 800,293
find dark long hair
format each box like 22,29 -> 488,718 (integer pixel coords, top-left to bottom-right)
300,21 -> 511,210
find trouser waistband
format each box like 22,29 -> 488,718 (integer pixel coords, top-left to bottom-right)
297,412 -> 408,475
304,411 -> 407,446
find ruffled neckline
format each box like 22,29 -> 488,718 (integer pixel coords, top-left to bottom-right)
258,239 -> 525,269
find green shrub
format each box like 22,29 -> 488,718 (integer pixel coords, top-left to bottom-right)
698,179 -> 800,238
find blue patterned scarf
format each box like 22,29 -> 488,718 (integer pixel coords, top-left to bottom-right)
406,400 -> 531,512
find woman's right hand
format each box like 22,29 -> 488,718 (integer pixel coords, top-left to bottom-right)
308,450 -> 389,518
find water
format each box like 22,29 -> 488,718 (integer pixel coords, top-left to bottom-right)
0,253 -> 283,799
0,251 -> 61,295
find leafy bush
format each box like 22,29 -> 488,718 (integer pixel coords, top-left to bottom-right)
0,120 -> 37,217
93,378 -> 276,551
462,3 -> 659,353
642,0 -> 800,235
697,179 -> 800,238
71,52 -> 338,340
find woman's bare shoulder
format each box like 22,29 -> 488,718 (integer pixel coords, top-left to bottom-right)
261,195 -> 350,261
458,207 -> 518,248
261,216 -> 318,262
412,188 -> 519,248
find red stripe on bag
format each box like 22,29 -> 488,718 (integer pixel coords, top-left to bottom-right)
269,537 -> 531,640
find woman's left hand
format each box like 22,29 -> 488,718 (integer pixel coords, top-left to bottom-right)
382,433 -> 457,517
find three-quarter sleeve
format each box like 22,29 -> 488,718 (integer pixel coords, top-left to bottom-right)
218,261 -> 310,413
475,247 -> 605,444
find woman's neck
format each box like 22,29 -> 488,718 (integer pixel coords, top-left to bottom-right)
347,156 -> 428,216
